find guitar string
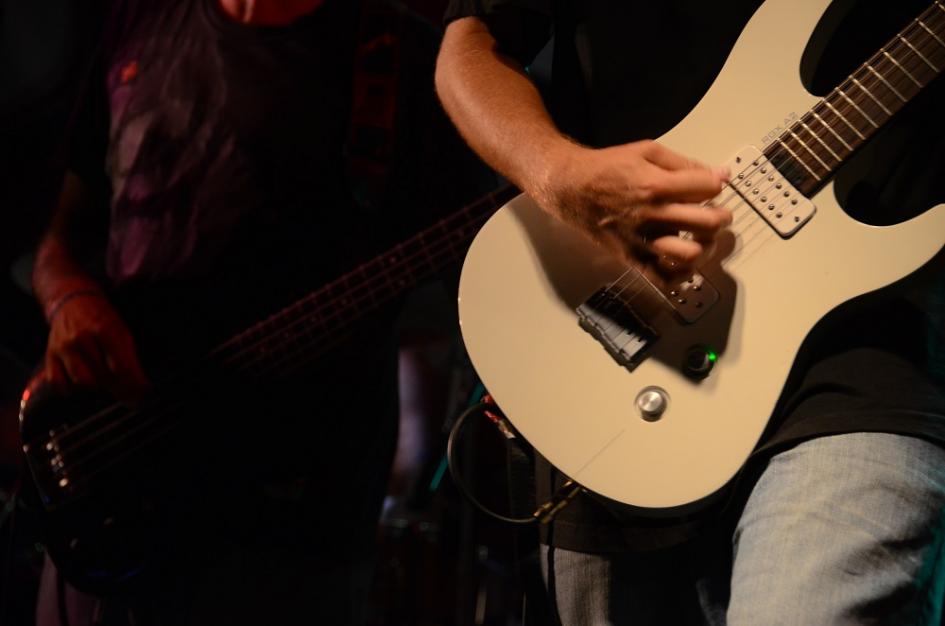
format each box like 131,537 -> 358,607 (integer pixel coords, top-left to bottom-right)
44,8 -> 945,482
50,167 -> 775,480
45,83 -> 912,477
51,328 -> 364,488
591,17 -> 944,342
603,152 -> 791,316
604,15 -> 945,352
45,193 -> 508,457
44,190 -> 521,479
221,7 -> 944,368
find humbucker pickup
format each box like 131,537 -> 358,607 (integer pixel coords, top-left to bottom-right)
728,145 -> 816,237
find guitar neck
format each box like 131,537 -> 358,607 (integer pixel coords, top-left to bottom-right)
766,1 -> 945,196
207,185 -> 518,377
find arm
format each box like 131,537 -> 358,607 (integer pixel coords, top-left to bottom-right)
435,16 -> 731,272
33,171 -> 150,403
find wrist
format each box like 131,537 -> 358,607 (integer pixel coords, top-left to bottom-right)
527,138 -> 589,211
44,289 -> 106,324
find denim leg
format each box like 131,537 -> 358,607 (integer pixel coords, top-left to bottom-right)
541,544 -> 707,625
727,433 -> 945,625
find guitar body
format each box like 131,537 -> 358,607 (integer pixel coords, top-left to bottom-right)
458,0 -> 945,513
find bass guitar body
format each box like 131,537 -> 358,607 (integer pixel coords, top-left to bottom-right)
19,186 -> 517,594
19,378 -> 200,594
457,0 -> 945,513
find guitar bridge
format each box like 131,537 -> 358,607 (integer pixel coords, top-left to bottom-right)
577,288 -> 658,370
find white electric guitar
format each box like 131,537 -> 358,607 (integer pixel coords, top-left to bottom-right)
458,0 -> 945,514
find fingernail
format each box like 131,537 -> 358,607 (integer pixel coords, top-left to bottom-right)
715,166 -> 731,181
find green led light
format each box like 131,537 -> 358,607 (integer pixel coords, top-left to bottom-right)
707,350 -> 718,362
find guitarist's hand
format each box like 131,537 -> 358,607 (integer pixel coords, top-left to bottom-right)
44,292 -> 152,405
535,139 -> 731,275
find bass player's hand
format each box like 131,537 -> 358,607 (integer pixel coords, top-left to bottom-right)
44,291 -> 152,405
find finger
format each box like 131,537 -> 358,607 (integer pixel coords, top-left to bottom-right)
643,141 -> 730,178
637,203 -> 732,236
646,235 -> 705,269
58,349 -> 99,389
642,141 -> 702,171
73,334 -> 112,382
45,353 -> 70,391
101,332 -> 151,397
647,167 -> 729,203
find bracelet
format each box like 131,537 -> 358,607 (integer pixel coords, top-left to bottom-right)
45,289 -> 106,324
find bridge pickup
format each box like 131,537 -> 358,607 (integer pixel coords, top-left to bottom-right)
661,272 -> 719,324
577,289 -> 658,370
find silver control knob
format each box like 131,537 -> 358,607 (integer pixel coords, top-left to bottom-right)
636,387 -> 668,421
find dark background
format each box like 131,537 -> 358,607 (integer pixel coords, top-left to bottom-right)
0,1 -> 534,624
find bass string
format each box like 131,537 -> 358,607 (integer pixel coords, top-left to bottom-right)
53,142 -> 819,470
48,330 -> 358,481
58,328 -> 358,484
48,15 -> 940,477
50,227 -> 474,454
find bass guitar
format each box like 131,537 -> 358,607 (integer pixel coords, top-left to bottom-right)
19,184 -> 516,593
458,0 -> 945,513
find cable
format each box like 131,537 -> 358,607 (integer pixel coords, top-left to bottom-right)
446,401 -> 537,525
446,399 -> 585,526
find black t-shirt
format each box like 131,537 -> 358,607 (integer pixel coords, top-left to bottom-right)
67,0 -> 401,489
445,0 -> 945,552
72,0 -> 383,353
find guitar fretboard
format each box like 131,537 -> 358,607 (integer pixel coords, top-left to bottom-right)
765,2 -> 945,195
209,185 -> 518,378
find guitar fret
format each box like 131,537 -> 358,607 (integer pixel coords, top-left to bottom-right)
914,23 -> 945,70
879,51 -> 924,100
787,129 -> 830,172
823,99 -> 866,140
810,109 -> 853,151
900,26 -> 943,83
775,138 -> 821,181
849,76 -> 892,116
866,63 -> 907,102
835,87 -> 879,128
900,34 -> 940,71
883,49 -> 923,87
798,120 -> 842,162
917,19 -> 945,49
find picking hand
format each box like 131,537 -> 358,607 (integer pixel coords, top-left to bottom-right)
537,139 -> 732,274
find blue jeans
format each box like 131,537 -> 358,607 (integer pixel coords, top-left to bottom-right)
542,433 -> 945,625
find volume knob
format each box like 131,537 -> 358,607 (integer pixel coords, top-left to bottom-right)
636,387 -> 668,421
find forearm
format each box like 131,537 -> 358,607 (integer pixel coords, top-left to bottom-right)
435,17 -> 581,208
32,171 -> 105,320
436,16 -> 730,273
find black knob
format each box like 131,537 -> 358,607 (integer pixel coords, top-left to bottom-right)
683,345 -> 715,379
